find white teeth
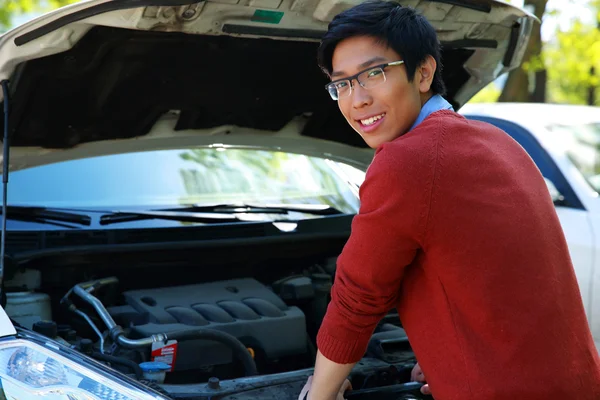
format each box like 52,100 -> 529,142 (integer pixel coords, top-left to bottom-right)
360,113 -> 385,126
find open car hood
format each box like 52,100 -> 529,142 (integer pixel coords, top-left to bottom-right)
0,0 -> 536,171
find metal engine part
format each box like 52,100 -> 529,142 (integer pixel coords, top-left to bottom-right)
108,278 -> 307,371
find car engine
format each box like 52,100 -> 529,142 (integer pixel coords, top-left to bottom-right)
108,278 -> 309,373
5,266 -> 427,400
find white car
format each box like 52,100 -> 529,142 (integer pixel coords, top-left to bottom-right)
0,1 -> 535,399
461,102 -> 600,350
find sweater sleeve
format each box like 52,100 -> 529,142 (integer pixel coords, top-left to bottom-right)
316,143 -> 432,364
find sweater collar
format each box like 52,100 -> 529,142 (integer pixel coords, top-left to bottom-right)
408,94 -> 454,132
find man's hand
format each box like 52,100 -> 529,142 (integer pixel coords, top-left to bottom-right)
411,363 -> 431,395
298,375 -> 352,400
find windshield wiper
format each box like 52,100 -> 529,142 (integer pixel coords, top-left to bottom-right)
163,203 -> 343,215
99,203 -> 343,225
99,210 -> 241,225
1,206 -> 92,228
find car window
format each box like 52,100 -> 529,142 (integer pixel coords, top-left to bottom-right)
7,148 -> 363,214
547,123 -> 600,194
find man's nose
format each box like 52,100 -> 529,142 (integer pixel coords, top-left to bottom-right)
351,82 -> 373,109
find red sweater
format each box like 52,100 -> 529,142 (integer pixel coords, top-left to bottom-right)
317,110 -> 600,399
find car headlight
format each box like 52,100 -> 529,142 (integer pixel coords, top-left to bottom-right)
0,338 -> 167,399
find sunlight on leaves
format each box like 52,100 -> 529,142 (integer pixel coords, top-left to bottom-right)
468,83 -> 502,103
544,20 -> 600,105
0,0 -> 79,29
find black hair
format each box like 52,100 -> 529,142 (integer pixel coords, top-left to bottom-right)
317,0 -> 446,96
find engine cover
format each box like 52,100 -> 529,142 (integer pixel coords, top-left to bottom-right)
108,278 -> 307,371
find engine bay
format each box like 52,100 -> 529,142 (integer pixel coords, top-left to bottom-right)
110,278 -> 310,376
3,251 -> 430,400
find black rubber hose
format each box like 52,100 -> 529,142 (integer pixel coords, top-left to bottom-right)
139,379 -> 172,397
166,329 -> 258,376
92,351 -> 144,380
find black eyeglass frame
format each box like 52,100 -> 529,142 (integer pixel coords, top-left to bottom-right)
324,60 -> 405,100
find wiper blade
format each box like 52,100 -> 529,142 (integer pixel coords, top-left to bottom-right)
161,203 -> 344,216
99,210 -> 241,225
99,203 -> 343,225
1,206 -> 91,227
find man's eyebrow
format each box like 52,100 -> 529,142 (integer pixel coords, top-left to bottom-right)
330,56 -> 389,78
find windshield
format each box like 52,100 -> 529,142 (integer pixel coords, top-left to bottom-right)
7,148 -> 364,215
547,122 -> 600,193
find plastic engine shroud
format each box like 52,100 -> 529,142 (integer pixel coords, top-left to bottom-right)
107,278 -> 307,370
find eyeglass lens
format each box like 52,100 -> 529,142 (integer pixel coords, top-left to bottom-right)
327,67 -> 387,100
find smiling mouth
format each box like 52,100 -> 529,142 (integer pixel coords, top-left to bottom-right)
359,113 -> 385,126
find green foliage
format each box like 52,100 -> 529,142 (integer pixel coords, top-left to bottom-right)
468,83 -> 502,104
492,0 -> 600,105
0,0 -> 79,30
544,20 -> 600,105
522,54 -> 546,73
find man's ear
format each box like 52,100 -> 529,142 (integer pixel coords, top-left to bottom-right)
417,55 -> 436,93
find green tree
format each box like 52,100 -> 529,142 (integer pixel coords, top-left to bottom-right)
542,0 -> 600,106
499,0 -> 548,103
468,83 -> 502,104
544,21 -> 600,105
0,0 -> 78,30
471,0 -> 600,106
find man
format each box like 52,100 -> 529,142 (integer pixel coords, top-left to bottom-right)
299,1 -> 600,399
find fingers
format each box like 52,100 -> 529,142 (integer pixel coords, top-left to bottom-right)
338,379 -> 353,400
411,363 -> 426,382
412,364 -> 430,395
340,378 -> 353,392
301,376 -> 352,400
298,375 -> 312,400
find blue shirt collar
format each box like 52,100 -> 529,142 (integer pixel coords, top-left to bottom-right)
409,94 -> 454,132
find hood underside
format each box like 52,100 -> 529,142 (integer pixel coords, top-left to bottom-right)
0,0 -> 536,161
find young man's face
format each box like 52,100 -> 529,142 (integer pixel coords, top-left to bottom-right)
330,36 -> 434,148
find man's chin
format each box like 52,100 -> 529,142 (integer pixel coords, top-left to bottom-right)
361,135 -> 391,149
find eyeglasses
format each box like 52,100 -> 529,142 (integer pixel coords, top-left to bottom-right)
325,61 -> 405,101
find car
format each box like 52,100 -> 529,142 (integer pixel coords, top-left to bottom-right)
460,102 -> 600,351
0,1 -> 535,399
